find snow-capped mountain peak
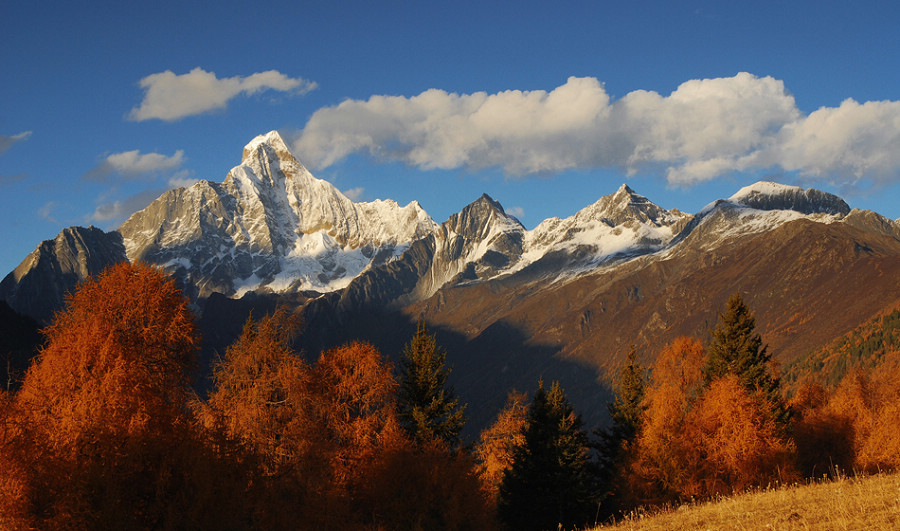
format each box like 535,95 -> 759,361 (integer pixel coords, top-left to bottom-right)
578,183 -> 683,227
118,131 -> 436,299
518,184 -> 692,276
678,181 -> 854,253
242,130 -> 294,165
10,130 -> 895,326
727,181 -> 850,215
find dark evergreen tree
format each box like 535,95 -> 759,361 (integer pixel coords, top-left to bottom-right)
605,346 -> 646,446
398,321 -> 467,449
498,381 -> 599,531
597,346 -> 647,477
595,346 -> 646,509
704,292 -> 788,426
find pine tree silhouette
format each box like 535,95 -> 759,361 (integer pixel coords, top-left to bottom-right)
499,381 -> 599,531
398,321 -> 467,449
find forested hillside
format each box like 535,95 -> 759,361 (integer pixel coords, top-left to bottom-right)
786,306 -> 900,389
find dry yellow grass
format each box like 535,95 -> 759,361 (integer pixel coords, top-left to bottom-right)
594,471 -> 900,530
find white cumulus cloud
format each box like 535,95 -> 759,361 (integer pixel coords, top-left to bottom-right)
129,67 -> 317,122
755,98 -> 900,186
38,201 -> 59,224
293,73 -> 900,189
84,149 -> 185,182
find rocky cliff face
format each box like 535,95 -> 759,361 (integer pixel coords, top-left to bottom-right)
0,226 -> 126,323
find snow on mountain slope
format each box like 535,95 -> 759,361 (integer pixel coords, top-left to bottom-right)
728,181 -> 850,215
9,125 -> 900,337
512,184 -> 691,274
389,181 -> 853,298
119,131 -> 437,298
412,194 -> 526,299
106,127 -> 897,303
671,182 -> 851,254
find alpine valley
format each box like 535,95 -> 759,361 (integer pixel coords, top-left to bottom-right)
5,131 -> 900,433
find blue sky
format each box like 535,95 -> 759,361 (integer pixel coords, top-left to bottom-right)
2,0 -> 900,276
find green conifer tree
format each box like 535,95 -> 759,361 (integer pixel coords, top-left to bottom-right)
606,346 -> 647,445
498,381 -> 599,531
595,346 -> 647,474
595,346 -> 646,511
704,292 -> 788,426
398,321 -> 467,449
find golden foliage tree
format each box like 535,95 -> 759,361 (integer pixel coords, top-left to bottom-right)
789,381 -> 854,477
198,308 -> 311,529
306,341 -> 407,525
474,390 -> 528,500
359,440 -> 495,531
0,390 -> 32,529
317,341 -> 493,530
627,336 -> 705,503
3,262 -> 229,529
686,375 -> 796,496
203,307 -> 307,474
629,335 -> 796,503
824,364 -> 900,473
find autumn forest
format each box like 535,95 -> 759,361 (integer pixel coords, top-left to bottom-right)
1,262 -> 899,530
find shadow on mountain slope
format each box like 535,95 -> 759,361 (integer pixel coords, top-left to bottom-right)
197,292 -> 612,438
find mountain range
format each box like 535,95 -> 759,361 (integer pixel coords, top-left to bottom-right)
5,131 -> 900,433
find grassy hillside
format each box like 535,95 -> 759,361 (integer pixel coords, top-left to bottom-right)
594,472 -> 900,530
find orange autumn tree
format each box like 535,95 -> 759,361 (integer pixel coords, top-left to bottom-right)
204,328 -> 424,529
201,307 -> 318,530
627,336 -> 705,504
202,307 -> 307,475
305,341 -> 406,525
824,363 -> 900,473
6,262 -> 211,528
0,389 -> 31,528
789,381 -> 854,477
857,360 -> 900,470
474,390 -> 529,500
686,375 -> 796,495
629,334 -> 797,504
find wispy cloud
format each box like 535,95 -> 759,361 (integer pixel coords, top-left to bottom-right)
89,188 -> 166,224
84,149 -> 185,182
38,201 -> 59,224
167,170 -> 198,189
0,131 -> 32,155
0,173 -> 26,187
293,73 -> 900,189
342,187 -> 365,201
506,206 -> 525,220
129,67 -> 317,122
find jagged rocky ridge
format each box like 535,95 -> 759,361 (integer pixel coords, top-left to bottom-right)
3,131 -> 896,325
0,226 -> 126,323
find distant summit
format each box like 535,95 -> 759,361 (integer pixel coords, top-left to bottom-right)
728,181 -> 851,215
0,226 -> 125,323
